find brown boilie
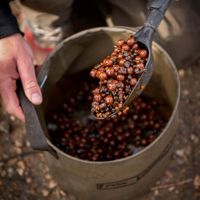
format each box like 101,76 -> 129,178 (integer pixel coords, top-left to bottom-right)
90,36 -> 148,119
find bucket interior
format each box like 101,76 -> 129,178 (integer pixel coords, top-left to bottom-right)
37,27 -> 179,155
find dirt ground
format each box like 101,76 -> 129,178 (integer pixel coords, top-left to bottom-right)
0,59 -> 200,200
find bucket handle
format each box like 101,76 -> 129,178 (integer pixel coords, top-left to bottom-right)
18,82 -> 58,159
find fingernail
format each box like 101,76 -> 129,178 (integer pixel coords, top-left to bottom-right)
31,93 -> 42,104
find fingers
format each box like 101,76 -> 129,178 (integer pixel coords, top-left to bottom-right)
17,57 -> 43,105
0,34 -> 42,121
0,79 -> 25,122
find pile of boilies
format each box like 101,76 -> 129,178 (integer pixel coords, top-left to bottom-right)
47,81 -> 166,161
90,36 -> 148,119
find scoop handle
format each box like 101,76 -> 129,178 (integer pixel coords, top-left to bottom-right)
135,0 -> 171,47
145,0 -> 172,30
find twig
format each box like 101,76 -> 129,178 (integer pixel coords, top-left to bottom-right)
151,179 -> 193,191
0,151 -> 41,164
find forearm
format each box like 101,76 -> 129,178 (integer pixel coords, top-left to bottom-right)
0,0 -> 22,38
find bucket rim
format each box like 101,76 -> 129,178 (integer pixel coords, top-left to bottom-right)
43,26 -> 181,164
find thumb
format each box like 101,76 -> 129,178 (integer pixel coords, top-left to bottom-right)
17,57 -> 42,105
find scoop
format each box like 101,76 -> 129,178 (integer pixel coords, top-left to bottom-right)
90,0 -> 172,120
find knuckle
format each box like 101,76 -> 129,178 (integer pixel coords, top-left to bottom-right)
19,59 -> 33,70
6,104 -> 20,116
25,80 -> 38,91
5,104 -> 14,115
6,109 -> 13,115
17,55 -> 34,69
25,57 -> 34,66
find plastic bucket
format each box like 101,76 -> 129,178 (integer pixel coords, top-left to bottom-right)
20,27 -> 180,200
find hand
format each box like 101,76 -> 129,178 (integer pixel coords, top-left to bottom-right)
0,33 -> 42,121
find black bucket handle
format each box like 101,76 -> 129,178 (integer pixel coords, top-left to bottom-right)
18,81 -> 58,159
